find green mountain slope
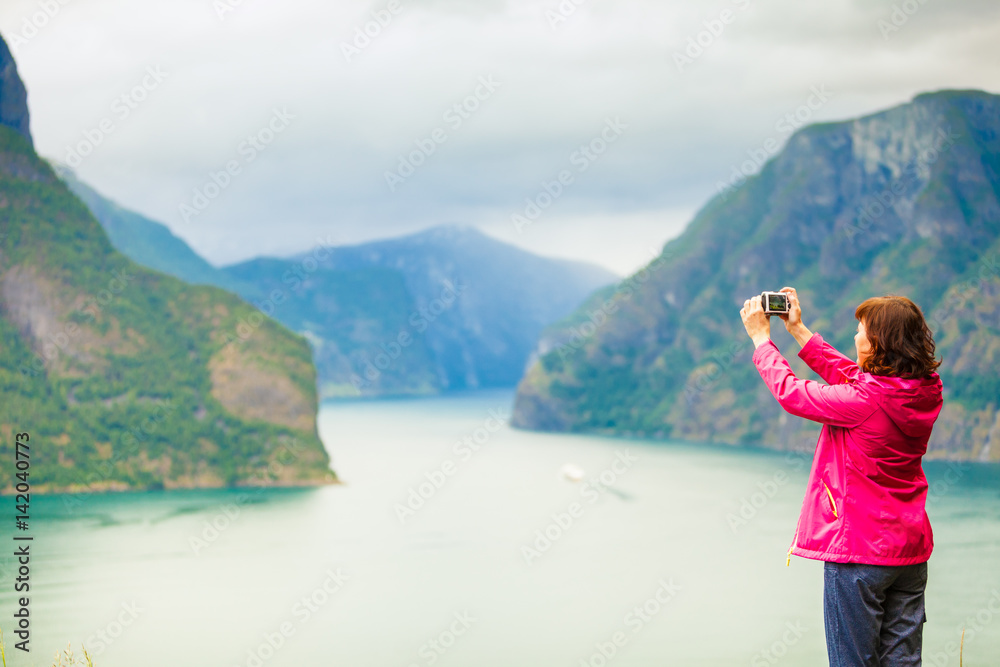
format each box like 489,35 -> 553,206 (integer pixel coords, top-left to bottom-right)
54,165 -> 257,297
0,38 -> 334,491
513,89 -> 1000,462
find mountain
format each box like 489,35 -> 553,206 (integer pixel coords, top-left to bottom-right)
513,89 -> 1000,462
224,225 -> 619,398
54,165 -> 256,297
0,34 -> 335,492
0,37 -> 30,143
49,169 -> 618,399
225,258 -> 437,398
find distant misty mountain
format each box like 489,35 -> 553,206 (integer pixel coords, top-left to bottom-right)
224,225 -> 619,398
55,170 -> 618,398
54,165 -> 255,297
224,256 -> 439,399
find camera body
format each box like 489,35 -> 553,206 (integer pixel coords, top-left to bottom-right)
761,291 -> 790,315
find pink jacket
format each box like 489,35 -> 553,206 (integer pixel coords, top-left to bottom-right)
752,332 -> 943,566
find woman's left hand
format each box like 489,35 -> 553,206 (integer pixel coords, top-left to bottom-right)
740,296 -> 772,348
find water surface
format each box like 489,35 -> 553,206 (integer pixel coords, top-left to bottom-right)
2,390 -> 998,666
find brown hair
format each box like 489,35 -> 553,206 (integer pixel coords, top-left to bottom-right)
854,296 -> 941,378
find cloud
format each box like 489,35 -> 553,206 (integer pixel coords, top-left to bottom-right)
1,0 -> 998,273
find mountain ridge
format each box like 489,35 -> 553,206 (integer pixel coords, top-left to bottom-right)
52,169 -> 619,400
54,164 -> 256,296
512,88 -> 1000,462
225,223 -> 618,397
0,36 -> 30,143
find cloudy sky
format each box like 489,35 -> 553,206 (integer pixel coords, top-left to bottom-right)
1,0 -> 998,274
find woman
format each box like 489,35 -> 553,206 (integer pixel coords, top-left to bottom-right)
739,288 -> 943,667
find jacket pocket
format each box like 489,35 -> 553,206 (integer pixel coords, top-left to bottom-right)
822,480 -> 839,519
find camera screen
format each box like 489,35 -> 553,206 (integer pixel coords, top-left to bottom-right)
768,294 -> 788,311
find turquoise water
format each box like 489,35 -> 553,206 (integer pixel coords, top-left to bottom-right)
2,389 -> 998,666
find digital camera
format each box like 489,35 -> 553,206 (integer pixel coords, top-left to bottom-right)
761,291 -> 790,315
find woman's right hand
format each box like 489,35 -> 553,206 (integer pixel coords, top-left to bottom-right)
780,286 -> 814,348
779,286 -> 803,330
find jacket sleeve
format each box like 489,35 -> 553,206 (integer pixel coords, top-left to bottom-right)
752,340 -> 879,428
797,332 -> 859,386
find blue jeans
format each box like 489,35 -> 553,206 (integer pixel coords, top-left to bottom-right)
824,560 -> 928,666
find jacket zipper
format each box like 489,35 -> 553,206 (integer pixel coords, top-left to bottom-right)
823,481 -> 839,518
786,534 -> 795,566
786,524 -> 798,567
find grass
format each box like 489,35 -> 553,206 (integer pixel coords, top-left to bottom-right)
50,645 -> 94,667
0,629 -> 94,667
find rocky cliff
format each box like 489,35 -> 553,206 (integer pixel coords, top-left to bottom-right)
513,89 -> 1000,462
0,33 -> 334,492
0,36 -> 30,143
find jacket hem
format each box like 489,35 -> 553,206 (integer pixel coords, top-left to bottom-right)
790,546 -> 931,566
